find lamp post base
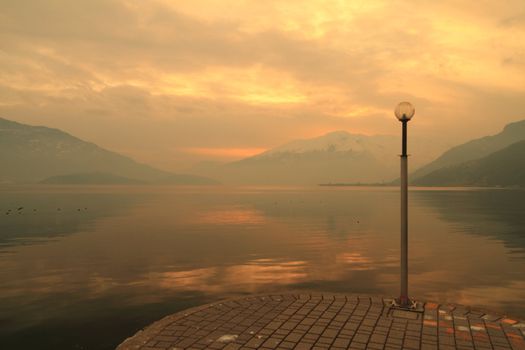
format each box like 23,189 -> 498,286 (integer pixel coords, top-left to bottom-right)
391,297 -> 418,310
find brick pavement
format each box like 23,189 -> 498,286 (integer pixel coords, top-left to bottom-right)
117,293 -> 525,350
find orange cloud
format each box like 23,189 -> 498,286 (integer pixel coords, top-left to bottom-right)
1,0 -> 524,170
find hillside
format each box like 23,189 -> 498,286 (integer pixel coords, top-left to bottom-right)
0,117 -> 217,185
40,172 -> 145,185
413,140 -> 525,187
411,119 -> 525,181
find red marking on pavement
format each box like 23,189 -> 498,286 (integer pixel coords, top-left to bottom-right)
456,331 -> 472,341
425,302 -> 439,310
486,323 -> 502,330
502,318 -> 518,325
474,331 -> 489,338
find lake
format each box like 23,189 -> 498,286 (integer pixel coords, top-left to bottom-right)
1,185 -> 524,349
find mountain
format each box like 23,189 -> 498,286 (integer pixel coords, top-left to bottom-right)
40,172 -> 145,185
413,140 -> 525,187
0,117 -> 217,185
411,119 -> 525,181
228,131 -> 398,184
192,131 -> 439,185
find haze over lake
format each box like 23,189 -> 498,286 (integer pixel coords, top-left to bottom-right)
1,185 -> 524,350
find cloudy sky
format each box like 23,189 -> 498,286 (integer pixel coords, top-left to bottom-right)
1,0 -> 524,171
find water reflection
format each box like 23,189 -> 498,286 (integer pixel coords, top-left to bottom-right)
413,189 -> 525,251
0,187 -> 145,249
148,259 -> 309,293
409,188 -> 525,313
198,207 -> 266,225
0,186 -> 524,350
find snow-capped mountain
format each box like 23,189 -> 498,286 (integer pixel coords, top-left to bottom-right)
253,131 -> 398,165
227,131 -> 399,184
261,131 -> 392,155
192,130 -> 438,185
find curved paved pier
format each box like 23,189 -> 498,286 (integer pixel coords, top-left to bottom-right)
117,293 -> 525,350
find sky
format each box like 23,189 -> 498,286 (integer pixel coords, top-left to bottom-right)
1,0 -> 524,171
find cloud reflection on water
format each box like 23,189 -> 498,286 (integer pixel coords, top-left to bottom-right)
197,207 -> 266,225
1,186 -> 525,349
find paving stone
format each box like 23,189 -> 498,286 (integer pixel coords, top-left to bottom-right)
404,338 -> 420,349
116,293 -> 525,350
332,337 -> 351,348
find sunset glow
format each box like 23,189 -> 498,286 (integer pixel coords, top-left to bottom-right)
1,0 -> 524,170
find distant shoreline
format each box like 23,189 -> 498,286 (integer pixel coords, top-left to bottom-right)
319,183 -> 391,187
318,183 -> 524,189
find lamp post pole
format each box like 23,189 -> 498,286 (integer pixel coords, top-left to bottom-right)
394,101 -> 415,308
400,119 -> 409,307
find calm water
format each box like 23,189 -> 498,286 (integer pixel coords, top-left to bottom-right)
1,185 -> 525,349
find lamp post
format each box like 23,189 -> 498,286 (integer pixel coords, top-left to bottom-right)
395,101 -> 415,308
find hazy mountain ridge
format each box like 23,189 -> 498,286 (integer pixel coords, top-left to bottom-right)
0,117 -> 217,185
193,130 -> 441,185
413,140 -> 525,187
40,172 -> 146,185
256,131 -> 397,158
9,116 -> 523,187
222,131 -> 398,184
216,120 -> 525,186
411,119 -> 525,181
